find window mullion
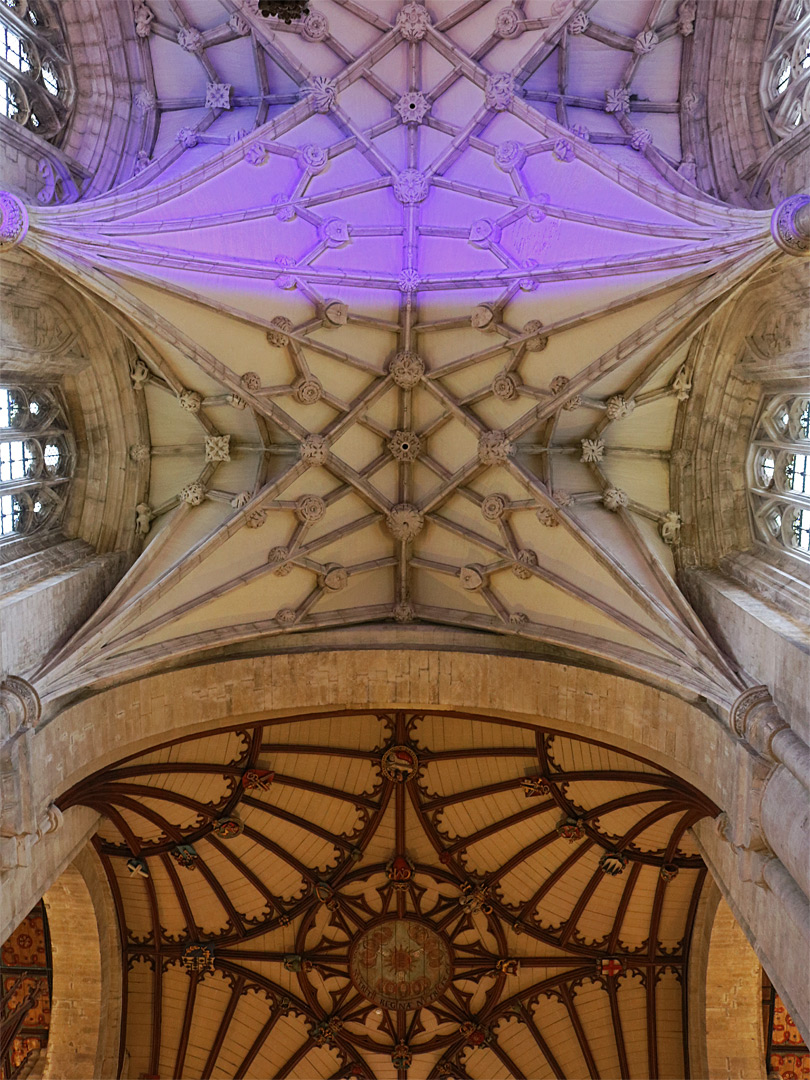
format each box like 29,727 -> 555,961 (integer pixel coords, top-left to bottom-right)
751,437 -> 810,456
0,476 -> 69,495
0,5 -> 60,62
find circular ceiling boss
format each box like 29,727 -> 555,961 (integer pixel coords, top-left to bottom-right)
348,917 -> 453,1010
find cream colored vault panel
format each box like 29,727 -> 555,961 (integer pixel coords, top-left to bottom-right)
22,0 -> 777,708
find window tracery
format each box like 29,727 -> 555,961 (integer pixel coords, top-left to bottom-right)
749,393 -> 810,560
0,0 -> 71,140
761,0 -> 810,136
0,385 -> 74,541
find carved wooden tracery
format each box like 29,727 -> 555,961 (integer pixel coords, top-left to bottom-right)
60,710 -> 717,1079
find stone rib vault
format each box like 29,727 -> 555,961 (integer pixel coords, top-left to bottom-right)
18,0 -> 779,708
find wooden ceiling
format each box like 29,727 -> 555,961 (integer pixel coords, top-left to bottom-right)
59,710 -> 717,1079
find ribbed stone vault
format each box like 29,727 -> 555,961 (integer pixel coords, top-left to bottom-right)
15,0 -> 781,708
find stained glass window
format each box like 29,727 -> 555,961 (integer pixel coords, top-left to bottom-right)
0,385 -> 73,541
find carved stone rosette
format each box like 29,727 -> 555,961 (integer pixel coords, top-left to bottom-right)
0,192 -> 29,251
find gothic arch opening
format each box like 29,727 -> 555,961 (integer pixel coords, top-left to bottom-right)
38,848 -> 122,1080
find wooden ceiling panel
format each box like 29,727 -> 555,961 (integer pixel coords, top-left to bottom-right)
573,870 -> 630,948
616,970 -> 651,1077
655,870 -> 703,953
60,709 -> 715,1077
528,992 -> 593,1079
655,968 -> 686,1080
570,977 -> 624,1076
413,714 -> 536,754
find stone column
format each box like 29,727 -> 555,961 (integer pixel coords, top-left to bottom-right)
761,768 -> 810,900
695,819 -> 810,1041
0,676 -> 61,872
771,194 -> 810,257
1,676 -> 102,942
720,685 -> 810,904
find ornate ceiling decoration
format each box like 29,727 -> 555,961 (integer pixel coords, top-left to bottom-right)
60,710 -> 717,1079
18,0 -> 779,708
0,902 -> 52,1079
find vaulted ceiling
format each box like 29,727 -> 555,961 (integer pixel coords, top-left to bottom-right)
59,709 -> 717,1079
23,0 -> 779,710
5,2 -> 791,1075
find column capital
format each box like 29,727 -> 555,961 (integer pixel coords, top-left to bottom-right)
729,685 -> 777,740
771,194 -> 810,257
0,675 -> 41,736
0,191 -> 29,252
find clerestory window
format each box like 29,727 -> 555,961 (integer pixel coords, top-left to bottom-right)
0,385 -> 74,542
0,0 -> 72,141
749,393 -> 810,561
761,0 -> 810,136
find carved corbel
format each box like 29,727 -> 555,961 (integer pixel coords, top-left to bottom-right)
714,811 -> 775,889
732,844 -> 777,889
729,686 -> 786,758
0,725 -> 36,870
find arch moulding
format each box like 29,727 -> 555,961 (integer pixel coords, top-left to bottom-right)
10,647 -> 810,1039
39,649 -> 729,805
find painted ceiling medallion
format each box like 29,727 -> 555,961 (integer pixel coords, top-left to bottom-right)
171,843 -> 198,869
380,744 -> 418,781
349,917 -> 453,1010
211,815 -> 243,839
520,775 -> 551,797
386,853 -> 414,889
241,767 -> 275,790
181,943 -> 215,973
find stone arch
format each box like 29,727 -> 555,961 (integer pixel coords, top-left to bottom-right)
40,649 -> 727,805
38,844 -> 122,1079
703,897 -> 766,1079
680,0 -> 810,209
21,647 -> 807,1039
0,246 -> 148,678
687,875 -> 766,1080
52,0 -> 148,197
672,255 -> 810,744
